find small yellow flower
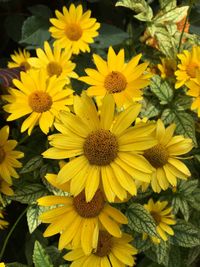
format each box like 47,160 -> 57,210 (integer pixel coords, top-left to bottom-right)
0,263 -> 5,267
157,58 -> 176,79
7,49 -> 31,71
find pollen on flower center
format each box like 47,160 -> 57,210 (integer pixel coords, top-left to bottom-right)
104,71 -> 127,93
65,23 -> 83,41
47,62 -> 62,77
0,147 -> 6,164
28,91 -> 53,113
20,61 -> 31,71
83,129 -> 118,166
151,211 -> 162,224
73,189 -> 105,217
144,144 -> 169,168
187,64 -> 199,78
94,231 -> 113,257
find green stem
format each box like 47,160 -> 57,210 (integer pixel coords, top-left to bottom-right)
0,206 -> 27,261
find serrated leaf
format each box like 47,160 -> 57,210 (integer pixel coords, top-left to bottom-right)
27,204 -> 46,233
159,0 -> 176,11
132,234 -> 152,252
150,76 -> 174,104
154,241 -> 169,266
33,241 -> 53,267
173,95 -> 193,111
161,108 -> 175,124
179,179 -> 198,196
187,245 -> 200,265
178,198 -> 190,221
154,6 -> 189,24
168,245 -> 181,267
141,97 -> 160,118
8,183 -> 48,204
20,156 -> 43,174
126,203 -> 158,237
170,220 -> 200,247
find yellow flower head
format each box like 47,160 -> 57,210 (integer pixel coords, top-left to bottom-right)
143,119 -> 193,193
43,93 -> 157,202
7,48 -> 31,71
38,189 -> 128,255
0,209 -> 9,230
64,231 -> 137,266
28,41 -> 78,83
0,263 -> 5,267
49,4 -> 100,55
175,46 -> 200,88
144,199 -> 176,242
157,58 -> 176,79
79,46 -> 151,107
3,69 -> 74,135
0,126 -> 23,184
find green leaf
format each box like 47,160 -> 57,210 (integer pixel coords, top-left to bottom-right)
28,4 -> 52,18
161,108 -> 175,124
8,183 -> 48,204
154,240 -> 169,266
186,245 -> 200,266
173,95 -> 193,111
20,156 -> 43,174
132,234 -> 152,252
150,75 -> 174,104
126,203 -> 158,237
27,204 -> 46,233
141,97 -> 160,118
33,241 -> 53,267
170,220 -> 200,247
159,0 -> 176,11
172,197 -> 190,221
179,179 -> 198,196
154,27 -> 174,57
167,245 -> 181,267
154,6 -> 189,24
6,263 -> 28,267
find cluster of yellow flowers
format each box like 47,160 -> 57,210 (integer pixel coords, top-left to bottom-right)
0,3 -> 196,266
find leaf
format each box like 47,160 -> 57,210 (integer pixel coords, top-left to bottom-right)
33,241 -> 53,267
159,0 -> 176,11
154,26 -> 174,57
5,14 -> 26,42
161,108 -> 175,124
92,23 -> 128,49
28,4 -> 52,18
132,234 -> 152,252
8,183 -> 48,204
154,6 -> 189,24
179,179 -> 198,196
167,245 -> 181,267
170,220 -> 200,247
173,95 -> 193,111
150,75 -> 174,104
126,203 -> 158,237
27,204 -> 46,233
186,245 -> 200,266
154,240 -> 169,266
6,263 -> 28,267
141,97 -> 160,118
20,156 -> 43,174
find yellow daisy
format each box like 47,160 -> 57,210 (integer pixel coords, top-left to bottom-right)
0,177 -> 14,196
0,126 -> 23,184
64,231 -> 137,267
79,46 -> 151,107
38,189 -> 128,255
43,93 -> 157,202
157,58 -> 176,79
49,4 -> 100,55
143,119 -> 193,193
7,48 -> 31,71
144,199 -> 176,242
175,46 -> 200,88
0,263 -> 5,267
28,41 -> 78,83
185,73 -> 200,116
3,69 -> 74,135
0,209 -> 9,230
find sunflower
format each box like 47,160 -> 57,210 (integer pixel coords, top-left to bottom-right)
7,48 -> 31,71
0,209 -> 9,230
0,177 -> 14,197
49,4 -> 100,55
144,199 -> 176,242
3,69 -> 74,135
175,46 -> 200,88
143,119 -> 193,193
43,93 -> 157,202
157,58 -> 176,79
185,73 -> 200,116
38,189 -> 128,255
79,46 -> 151,107
28,41 -> 78,83
0,126 -> 23,184
64,230 -> 137,266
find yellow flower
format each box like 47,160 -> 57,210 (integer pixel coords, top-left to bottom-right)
79,46 -> 151,107
28,41 -> 78,83
0,263 -> 5,267
175,46 -> 200,88
143,119 -> 193,193
38,189 -> 128,255
144,199 -> 176,242
43,93 -> 157,202
157,58 -> 176,79
3,69 -> 74,135
7,49 -> 31,71
0,177 -> 14,196
185,73 -> 200,116
0,126 -> 23,184
0,209 -> 9,230
49,4 -> 100,55
64,231 -> 137,266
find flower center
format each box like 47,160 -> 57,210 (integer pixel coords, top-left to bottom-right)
151,211 -> 162,224
73,189 -> 105,217
0,147 -> 6,164
65,23 -> 82,41
104,71 -> 127,93
20,61 -> 31,71
83,129 -> 118,166
28,91 -> 53,113
187,63 -> 199,78
144,144 -> 169,168
47,62 -> 62,77
94,231 -> 113,257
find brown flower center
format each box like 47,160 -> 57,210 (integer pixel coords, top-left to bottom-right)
20,61 -> 31,71
47,62 -> 62,77
65,23 -> 82,41
144,144 -> 169,168
104,71 -> 127,93
83,129 -> 118,166
151,211 -> 162,224
73,190 -> 105,217
94,231 -> 113,257
28,91 -> 53,113
186,63 -> 199,78
0,147 -> 6,164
